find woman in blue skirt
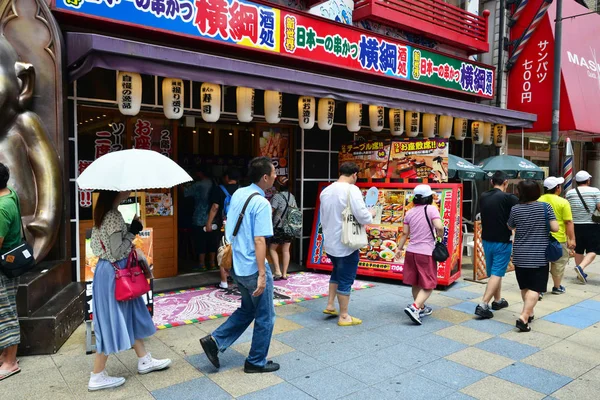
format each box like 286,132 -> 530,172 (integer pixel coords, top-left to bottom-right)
88,191 -> 171,391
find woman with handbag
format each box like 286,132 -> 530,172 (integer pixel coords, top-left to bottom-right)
396,185 -> 445,326
0,163 -> 23,381
507,180 -> 559,332
88,191 -> 170,391
269,182 -> 297,280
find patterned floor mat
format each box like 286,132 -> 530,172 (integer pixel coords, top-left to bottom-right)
153,272 -> 375,329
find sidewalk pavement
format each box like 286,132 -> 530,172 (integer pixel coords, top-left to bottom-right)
6,259 -> 600,400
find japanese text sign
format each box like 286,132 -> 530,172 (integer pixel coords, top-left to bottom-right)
56,0 -> 494,98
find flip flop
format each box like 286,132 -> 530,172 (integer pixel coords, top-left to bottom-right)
274,274 -> 282,281
281,275 -> 288,280
338,316 -> 362,326
0,367 -> 21,381
323,309 -> 339,316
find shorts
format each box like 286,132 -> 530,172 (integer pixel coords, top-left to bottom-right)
193,226 -> 221,254
483,241 -> 513,278
550,243 -> 569,278
328,251 -> 359,296
574,224 -> 600,254
402,251 -> 438,290
269,228 -> 294,245
515,265 -> 549,293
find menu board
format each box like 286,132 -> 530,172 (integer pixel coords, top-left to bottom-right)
308,182 -> 463,286
259,128 -> 290,186
387,139 -> 449,183
146,193 -> 174,216
339,141 -> 391,182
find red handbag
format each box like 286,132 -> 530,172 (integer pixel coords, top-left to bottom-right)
101,241 -> 150,301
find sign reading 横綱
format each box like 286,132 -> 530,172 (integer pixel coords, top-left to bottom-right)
55,0 -> 495,98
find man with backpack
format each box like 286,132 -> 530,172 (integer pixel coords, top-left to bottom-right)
206,167 -> 241,289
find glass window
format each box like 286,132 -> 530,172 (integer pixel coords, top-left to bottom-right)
77,68 -> 116,100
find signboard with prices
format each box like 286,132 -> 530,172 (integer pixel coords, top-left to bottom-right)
55,0 -> 495,98
307,182 -> 463,286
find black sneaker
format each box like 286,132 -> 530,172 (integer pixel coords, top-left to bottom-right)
475,305 -> 494,319
244,360 -> 280,374
491,298 -> 509,310
199,335 -> 220,369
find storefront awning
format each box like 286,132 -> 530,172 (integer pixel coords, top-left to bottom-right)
507,0 -> 600,135
65,32 -> 536,127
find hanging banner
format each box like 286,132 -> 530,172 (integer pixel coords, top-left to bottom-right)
387,139 -> 449,183
339,141 -> 391,182
259,128 -> 290,186
55,0 -> 494,98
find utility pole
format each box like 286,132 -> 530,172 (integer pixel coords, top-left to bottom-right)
549,0 -> 563,176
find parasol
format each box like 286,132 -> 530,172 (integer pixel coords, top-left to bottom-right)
77,149 -> 193,191
563,138 -> 574,192
477,155 -> 544,180
447,155 -> 487,181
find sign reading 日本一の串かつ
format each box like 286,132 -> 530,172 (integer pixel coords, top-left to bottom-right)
56,0 -> 495,98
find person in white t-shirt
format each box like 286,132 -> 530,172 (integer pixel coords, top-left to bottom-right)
565,170 -> 600,284
320,162 -> 374,326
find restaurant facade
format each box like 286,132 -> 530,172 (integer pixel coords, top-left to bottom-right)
1,0 -> 536,353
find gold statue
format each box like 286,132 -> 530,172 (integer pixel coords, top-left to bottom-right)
0,36 -> 63,261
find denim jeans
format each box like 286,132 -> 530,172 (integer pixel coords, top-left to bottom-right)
328,250 -> 359,296
212,266 -> 275,367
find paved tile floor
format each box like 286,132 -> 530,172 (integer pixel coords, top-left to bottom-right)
7,259 -> 600,400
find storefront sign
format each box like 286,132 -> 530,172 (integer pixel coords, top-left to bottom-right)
133,118 -> 173,157
55,0 -> 495,98
387,138 -> 449,183
339,141 -> 391,182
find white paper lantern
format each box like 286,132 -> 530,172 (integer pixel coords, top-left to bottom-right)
162,78 -> 184,120
369,105 -> 385,132
422,114 -> 438,138
405,111 -> 420,137
389,109 -> 404,136
318,98 -> 335,131
236,87 -> 255,123
482,123 -> 493,145
117,71 -> 142,116
298,96 -> 316,129
264,90 -> 282,124
439,116 -> 453,139
346,102 -> 362,132
471,121 -> 484,144
454,118 -> 468,140
200,83 -> 221,123
494,124 -> 507,147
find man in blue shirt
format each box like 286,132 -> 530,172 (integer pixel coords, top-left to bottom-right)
200,157 -> 279,373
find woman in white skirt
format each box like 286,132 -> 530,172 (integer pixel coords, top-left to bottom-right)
88,191 -> 170,391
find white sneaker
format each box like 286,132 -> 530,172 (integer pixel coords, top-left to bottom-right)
137,353 -> 172,374
88,370 -> 126,391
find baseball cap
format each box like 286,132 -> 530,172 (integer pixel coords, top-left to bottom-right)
575,170 -> 592,182
414,184 -> 433,197
543,176 -> 564,190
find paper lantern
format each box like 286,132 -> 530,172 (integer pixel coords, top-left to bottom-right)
494,124 -> 507,147
318,98 -> 335,130
200,83 -> 221,123
439,116 -> 453,139
264,90 -> 282,124
405,111 -> 420,137
422,113 -> 438,138
471,121 -> 484,144
346,102 -> 362,132
298,96 -> 316,129
482,123 -> 493,145
236,87 -> 255,123
389,109 -> 404,136
117,71 -> 141,116
162,78 -> 184,120
454,118 -> 468,140
369,105 -> 385,132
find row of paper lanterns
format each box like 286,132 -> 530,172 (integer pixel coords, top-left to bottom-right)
116,72 -> 505,146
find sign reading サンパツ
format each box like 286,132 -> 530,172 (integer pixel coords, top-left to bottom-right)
55,0 -> 495,98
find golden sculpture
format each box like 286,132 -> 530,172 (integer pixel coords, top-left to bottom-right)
0,36 -> 63,262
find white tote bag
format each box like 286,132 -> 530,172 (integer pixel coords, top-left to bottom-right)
341,189 -> 369,250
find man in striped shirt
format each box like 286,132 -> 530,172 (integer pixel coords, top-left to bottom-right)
565,171 -> 600,284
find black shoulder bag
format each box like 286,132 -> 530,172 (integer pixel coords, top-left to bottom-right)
0,193 -> 36,278
424,205 -> 449,263
575,187 -> 600,223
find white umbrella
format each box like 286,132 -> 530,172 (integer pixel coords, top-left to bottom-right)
77,149 -> 193,191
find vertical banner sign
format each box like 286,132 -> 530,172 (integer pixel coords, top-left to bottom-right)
57,0 -> 495,99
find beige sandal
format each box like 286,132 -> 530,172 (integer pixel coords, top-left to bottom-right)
0,367 -> 21,381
